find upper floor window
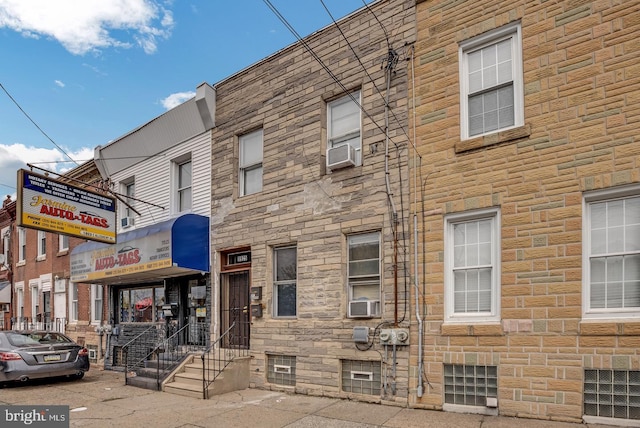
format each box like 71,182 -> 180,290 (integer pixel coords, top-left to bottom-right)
58,234 -> 69,252
583,188 -> 640,319
239,129 -> 263,196
171,154 -> 192,213
1,227 -> 8,268
459,22 -> 523,140
91,284 -> 103,324
347,232 -> 381,318
328,91 -> 362,166
37,231 -> 46,260
18,227 -> 26,263
273,246 -> 297,318
120,179 -> 136,228
444,208 -> 501,323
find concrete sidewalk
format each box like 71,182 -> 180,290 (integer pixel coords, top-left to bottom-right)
0,369 -> 613,428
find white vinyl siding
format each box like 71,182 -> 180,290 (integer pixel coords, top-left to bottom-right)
107,131 -> 211,228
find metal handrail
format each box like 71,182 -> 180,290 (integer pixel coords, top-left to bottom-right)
123,322 -> 209,389
121,323 -> 159,350
123,324 -> 162,385
201,323 -> 249,399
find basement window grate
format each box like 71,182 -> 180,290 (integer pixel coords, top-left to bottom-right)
584,370 -> 640,420
267,354 -> 296,386
444,364 -> 498,406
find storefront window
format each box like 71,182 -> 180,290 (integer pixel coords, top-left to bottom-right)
118,286 -> 164,323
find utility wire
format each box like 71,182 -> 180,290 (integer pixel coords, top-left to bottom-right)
0,83 -> 80,167
262,0 -> 403,149
319,0 -> 418,156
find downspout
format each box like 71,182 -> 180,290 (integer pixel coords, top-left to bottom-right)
410,47 -> 425,398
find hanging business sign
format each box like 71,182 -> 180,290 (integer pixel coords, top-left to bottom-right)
70,228 -> 172,282
17,169 -> 116,244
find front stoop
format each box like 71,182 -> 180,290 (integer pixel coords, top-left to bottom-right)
162,356 -> 251,399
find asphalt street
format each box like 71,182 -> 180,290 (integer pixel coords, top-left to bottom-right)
0,369 -> 616,428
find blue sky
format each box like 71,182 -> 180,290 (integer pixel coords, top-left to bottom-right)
0,0 -> 373,197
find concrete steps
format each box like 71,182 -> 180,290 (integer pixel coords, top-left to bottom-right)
162,355 -> 251,399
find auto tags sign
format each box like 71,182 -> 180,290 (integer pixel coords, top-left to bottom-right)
17,169 -> 116,244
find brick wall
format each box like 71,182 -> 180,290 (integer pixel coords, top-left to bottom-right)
414,0 -> 640,422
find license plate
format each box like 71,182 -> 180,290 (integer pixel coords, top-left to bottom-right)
44,354 -> 61,362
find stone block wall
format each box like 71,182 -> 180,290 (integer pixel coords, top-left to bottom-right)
209,0 -> 416,402
413,0 -> 640,422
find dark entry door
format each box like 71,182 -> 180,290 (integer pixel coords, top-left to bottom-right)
220,271 -> 250,349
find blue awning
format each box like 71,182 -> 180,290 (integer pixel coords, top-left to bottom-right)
70,214 -> 209,284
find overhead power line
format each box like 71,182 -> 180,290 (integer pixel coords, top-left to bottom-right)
261,0 -> 403,149
0,82 -> 80,167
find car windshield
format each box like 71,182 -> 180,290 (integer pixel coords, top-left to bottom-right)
6,332 -> 42,347
25,332 -> 73,344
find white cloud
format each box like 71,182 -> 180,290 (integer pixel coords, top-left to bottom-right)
0,0 -> 174,55
54,80 -> 65,88
160,91 -> 195,110
0,143 -> 94,198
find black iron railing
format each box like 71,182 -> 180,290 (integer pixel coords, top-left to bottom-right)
123,322 -> 209,390
201,322 -> 249,399
123,324 -> 163,386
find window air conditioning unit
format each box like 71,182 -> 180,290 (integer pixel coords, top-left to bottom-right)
121,217 -> 135,228
348,300 -> 380,318
327,144 -> 356,171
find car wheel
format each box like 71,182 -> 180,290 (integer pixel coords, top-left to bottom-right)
75,372 -> 85,380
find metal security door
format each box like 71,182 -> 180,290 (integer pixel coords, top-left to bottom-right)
220,271 -> 250,349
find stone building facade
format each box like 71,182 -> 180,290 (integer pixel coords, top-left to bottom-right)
412,0 -> 640,424
209,0 -> 415,402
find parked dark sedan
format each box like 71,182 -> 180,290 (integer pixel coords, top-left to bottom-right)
0,331 -> 89,384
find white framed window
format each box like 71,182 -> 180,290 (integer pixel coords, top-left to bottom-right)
273,246 -> 297,317
15,282 -> 24,318
18,227 -> 26,263
120,178 -> 136,228
444,208 -> 501,323
1,226 -> 8,268
37,230 -> 46,260
328,91 -> 362,165
177,160 -> 192,212
583,187 -> 640,320
69,283 -> 78,323
58,234 -> 69,252
91,284 -> 103,324
459,21 -> 523,140
30,281 -> 39,320
347,232 -> 381,314
239,129 -> 263,196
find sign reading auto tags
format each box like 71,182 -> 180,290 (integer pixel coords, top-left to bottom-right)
17,169 -> 116,244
